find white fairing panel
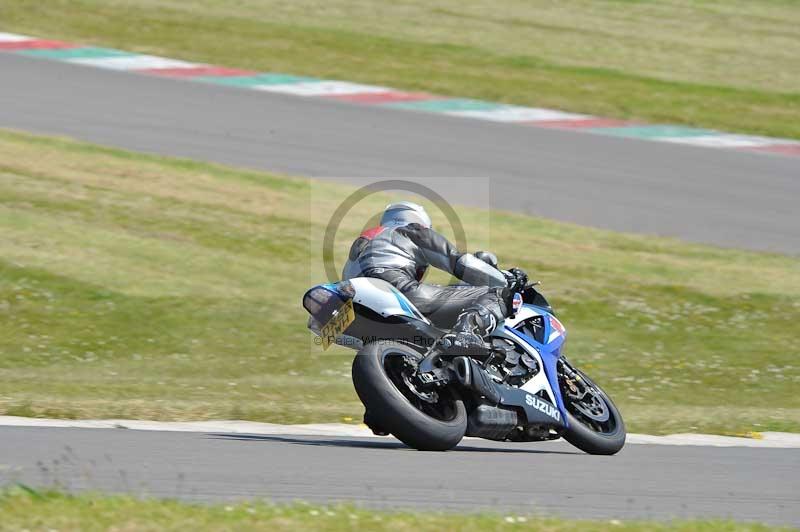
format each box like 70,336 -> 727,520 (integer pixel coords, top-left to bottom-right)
348,277 -> 430,324
502,305 -> 541,328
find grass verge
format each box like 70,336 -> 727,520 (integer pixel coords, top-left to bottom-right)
0,128 -> 799,434
1,0 -> 799,139
0,488 -> 788,532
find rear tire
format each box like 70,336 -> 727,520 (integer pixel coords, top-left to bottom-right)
352,341 -> 467,451
561,368 -> 626,455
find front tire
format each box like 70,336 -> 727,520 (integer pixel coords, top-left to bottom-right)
560,364 -> 626,455
352,341 -> 467,451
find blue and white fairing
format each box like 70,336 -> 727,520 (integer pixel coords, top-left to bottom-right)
304,278 -> 429,347
492,303 -> 570,426
346,278 -> 429,323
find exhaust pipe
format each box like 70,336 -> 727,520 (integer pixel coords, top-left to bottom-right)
453,356 -> 500,404
453,356 -> 471,386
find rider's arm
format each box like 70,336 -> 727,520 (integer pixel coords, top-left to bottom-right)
456,253 -> 508,287
396,224 -> 507,287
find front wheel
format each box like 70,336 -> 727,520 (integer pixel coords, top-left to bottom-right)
352,341 -> 467,451
559,360 -> 626,455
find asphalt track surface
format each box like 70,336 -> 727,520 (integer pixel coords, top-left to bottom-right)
0,427 -> 798,526
1,53 -> 799,254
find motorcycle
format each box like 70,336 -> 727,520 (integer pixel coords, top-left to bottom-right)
302,272 -> 625,454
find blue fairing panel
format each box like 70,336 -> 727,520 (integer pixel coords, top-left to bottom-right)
504,303 -> 569,425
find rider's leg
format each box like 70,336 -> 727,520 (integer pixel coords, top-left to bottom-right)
403,284 -> 508,327
398,283 -> 511,349
362,269 -> 511,341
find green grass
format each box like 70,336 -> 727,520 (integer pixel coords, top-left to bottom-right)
2,0 -> 800,138
1,128 -> 799,434
0,488 -> 788,532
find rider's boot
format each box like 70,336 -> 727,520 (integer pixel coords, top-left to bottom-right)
441,305 -> 498,355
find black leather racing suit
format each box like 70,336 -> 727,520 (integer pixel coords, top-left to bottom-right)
341,223 -> 511,336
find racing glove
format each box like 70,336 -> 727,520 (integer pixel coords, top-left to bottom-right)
503,267 -> 529,292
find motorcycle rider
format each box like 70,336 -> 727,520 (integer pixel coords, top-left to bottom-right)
341,201 -> 528,352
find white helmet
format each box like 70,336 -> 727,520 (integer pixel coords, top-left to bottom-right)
380,201 -> 432,228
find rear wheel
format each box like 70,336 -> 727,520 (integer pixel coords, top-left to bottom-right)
352,341 -> 467,451
559,360 -> 626,455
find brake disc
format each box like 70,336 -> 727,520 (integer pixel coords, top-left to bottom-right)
401,368 -> 439,404
572,389 -> 609,422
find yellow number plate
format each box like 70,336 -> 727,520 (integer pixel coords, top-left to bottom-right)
320,299 -> 355,350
